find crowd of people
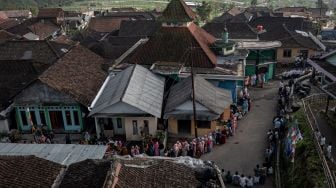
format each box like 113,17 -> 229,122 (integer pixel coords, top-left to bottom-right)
245,73 -> 268,88
221,161 -> 273,187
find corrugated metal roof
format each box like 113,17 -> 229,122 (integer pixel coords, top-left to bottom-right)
90,65 -> 165,117
165,75 -> 232,118
0,143 -> 107,166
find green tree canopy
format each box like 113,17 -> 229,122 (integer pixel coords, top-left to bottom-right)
251,0 -> 258,6
196,1 -> 212,22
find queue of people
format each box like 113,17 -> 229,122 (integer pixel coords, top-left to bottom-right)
315,129 -> 334,163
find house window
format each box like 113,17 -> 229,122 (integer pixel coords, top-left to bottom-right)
283,49 -> 292,58
104,118 -> 114,130
73,111 -> 80,125
197,120 -> 211,129
178,120 -> 191,134
30,111 -> 37,125
20,111 -> 28,126
65,111 -> 72,125
132,120 -> 138,135
143,120 -> 149,135
117,118 -> 122,128
39,111 -> 46,125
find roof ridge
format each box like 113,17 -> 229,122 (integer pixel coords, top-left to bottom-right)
187,23 -> 217,66
160,0 -> 196,22
121,65 -> 137,102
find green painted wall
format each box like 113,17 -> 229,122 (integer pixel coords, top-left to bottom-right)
245,65 -> 256,76
15,105 -> 83,133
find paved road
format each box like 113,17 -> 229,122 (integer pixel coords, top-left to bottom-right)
201,82 -> 278,187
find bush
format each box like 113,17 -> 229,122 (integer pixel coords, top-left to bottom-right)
280,110 -> 327,187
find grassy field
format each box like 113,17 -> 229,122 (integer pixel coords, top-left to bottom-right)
59,0 -> 321,12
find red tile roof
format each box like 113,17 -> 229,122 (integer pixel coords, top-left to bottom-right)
0,30 -> 19,43
39,45 -> 107,106
37,8 -> 64,18
0,155 -> 63,188
59,159 -> 111,188
28,22 -> 59,39
0,10 -> 31,18
129,22 -> 217,68
0,18 -> 19,30
160,0 -> 197,22
110,157 -> 221,188
0,12 -> 8,19
88,17 -> 129,33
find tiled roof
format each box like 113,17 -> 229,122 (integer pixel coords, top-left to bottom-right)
91,36 -> 142,60
39,45 -> 107,106
257,23 -> 321,50
275,7 -> 307,13
59,159 -> 111,188
118,20 -> 161,37
160,0 -> 197,22
53,35 -> 77,46
308,8 -> 328,17
0,155 -> 63,188
203,22 -> 258,39
0,12 -> 8,19
112,158 -> 210,188
5,18 -> 36,36
230,12 -> 253,23
0,60 -> 49,110
0,18 -> 20,30
0,30 -> 20,43
105,11 -> 155,20
88,17 -> 129,33
129,22 -> 217,68
0,40 -> 70,63
37,8 -> 64,18
28,22 -> 59,39
0,10 -> 31,18
249,16 -> 316,34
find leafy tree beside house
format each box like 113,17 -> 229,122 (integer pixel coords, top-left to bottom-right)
196,1 -> 212,22
251,0 -> 258,6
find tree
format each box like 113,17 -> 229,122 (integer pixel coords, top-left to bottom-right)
196,1 -> 212,22
251,0 -> 258,6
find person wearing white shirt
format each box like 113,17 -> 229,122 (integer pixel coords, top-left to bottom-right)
246,176 -> 254,188
240,174 -> 247,188
320,136 -> 326,150
327,143 -> 332,160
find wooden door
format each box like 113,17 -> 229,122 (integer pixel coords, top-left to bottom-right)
49,111 -> 64,130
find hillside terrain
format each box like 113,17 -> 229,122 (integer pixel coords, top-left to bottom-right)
0,0 -> 333,14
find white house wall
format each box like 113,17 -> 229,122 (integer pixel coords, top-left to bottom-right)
99,102 -> 147,115
0,119 -> 9,133
124,117 -> 157,141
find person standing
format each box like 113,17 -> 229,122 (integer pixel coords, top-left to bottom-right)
232,171 -> 240,186
225,171 -> 233,184
320,135 -> 326,150
314,129 -> 321,140
154,141 -> 159,156
246,176 -> 254,188
240,174 -> 247,188
327,142 -> 332,160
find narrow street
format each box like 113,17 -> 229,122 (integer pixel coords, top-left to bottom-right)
201,82 -> 279,187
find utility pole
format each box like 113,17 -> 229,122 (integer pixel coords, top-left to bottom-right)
191,47 -> 198,138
